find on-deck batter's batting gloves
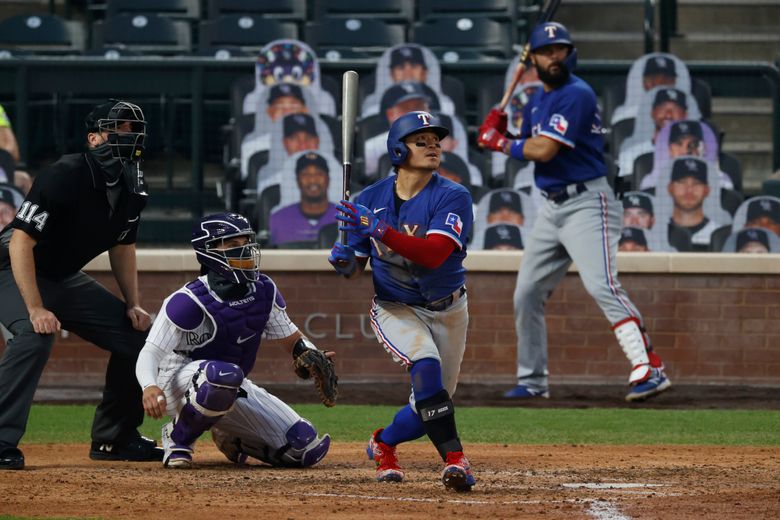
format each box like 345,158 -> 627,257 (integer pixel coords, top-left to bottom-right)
328,242 -> 357,276
479,108 -> 508,136
478,127 -> 509,154
336,200 -> 389,239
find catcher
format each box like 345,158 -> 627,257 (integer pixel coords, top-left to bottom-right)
135,212 -> 337,468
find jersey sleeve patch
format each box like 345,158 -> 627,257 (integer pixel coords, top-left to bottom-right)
549,113 -> 569,135
445,212 -> 463,236
165,292 -> 204,331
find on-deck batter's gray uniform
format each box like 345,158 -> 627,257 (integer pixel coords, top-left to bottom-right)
478,22 -> 671,402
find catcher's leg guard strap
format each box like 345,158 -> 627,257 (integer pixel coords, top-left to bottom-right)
612,317 -> 651,384
415,389 -> 463,460
172,361 -> 244,446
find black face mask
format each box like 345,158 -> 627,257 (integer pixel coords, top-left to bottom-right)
207,270 -> 250,301
88,142 -> 123,184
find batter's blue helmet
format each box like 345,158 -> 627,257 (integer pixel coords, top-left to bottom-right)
528,22 -> 578,71
386,111 -> 449,167
192,213 -> 261,283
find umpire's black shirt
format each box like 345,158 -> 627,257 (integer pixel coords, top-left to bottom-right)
1,153 -> 147,279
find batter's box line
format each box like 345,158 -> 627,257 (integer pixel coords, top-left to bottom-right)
293,491 -> 658,506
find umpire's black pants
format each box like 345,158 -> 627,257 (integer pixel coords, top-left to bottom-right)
0,267 -> 147,448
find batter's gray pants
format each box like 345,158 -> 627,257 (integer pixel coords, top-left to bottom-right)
0,267 -> 147,448
513,177 -> 644,389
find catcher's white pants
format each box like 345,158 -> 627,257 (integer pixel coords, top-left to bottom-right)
161,359 -> 301,451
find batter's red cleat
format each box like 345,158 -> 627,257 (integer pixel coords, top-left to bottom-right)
442,451 -> 476,492
366,428 -> 404,482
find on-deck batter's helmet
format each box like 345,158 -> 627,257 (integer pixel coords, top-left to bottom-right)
191,213 -> 261,283
85,99 -> 146,163
528,22 -> 578,71
386,111 -> 449,167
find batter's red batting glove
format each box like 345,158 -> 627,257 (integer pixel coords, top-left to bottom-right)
479,108 -> 508,135
328,242 -> 358,277
336,200 -> 389,239
477,127 -> 509,154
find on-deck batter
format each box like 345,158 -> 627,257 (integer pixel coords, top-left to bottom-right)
478,22 -> 671,402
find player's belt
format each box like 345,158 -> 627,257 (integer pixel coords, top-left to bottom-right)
423,286 -> 467,312
541,182 -> 587,204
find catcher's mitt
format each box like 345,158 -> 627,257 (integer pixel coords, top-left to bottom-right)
293,349 -> 338,407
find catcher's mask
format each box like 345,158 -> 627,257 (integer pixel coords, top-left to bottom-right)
86,99 -> 146,163
191,213 -> 261,284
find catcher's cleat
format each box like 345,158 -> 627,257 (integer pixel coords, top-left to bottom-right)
162,422 -> 194,469
89,435 -> 163,462
366,428 -> 404,482
503,384 -> 550,399
625,367 -> 672,402
442,451 -> 476,492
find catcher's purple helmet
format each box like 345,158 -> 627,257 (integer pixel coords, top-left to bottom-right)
191,213 -> 261,283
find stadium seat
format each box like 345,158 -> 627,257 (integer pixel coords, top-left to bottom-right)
207,0 -> 306,21
199,16 -> 298,53
305,18 -> 406,59
610,118 -> 634,158
106,0 -> 201,21
412,17 -> 511,60
0,14 -> 86,55
632,152 -> 654,188
720,188 -> 744,217
761,179 -> 780,198
317,223 -> 339,249
668,223 -> 693,252
313,0 -> 414,22
418,0 -> 516,21
719,151 -> 743,194
710,224 -> 732,252
92,14 -> 192,55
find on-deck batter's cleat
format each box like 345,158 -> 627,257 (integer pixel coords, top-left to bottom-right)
625,367 -> 672,402
161,422 -> 194,469
89,435 -> 164,462
442,451 -> 476,492
366,428 -> 404,482
503,384 -> 550,399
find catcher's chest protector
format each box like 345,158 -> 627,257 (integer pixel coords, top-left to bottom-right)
186,277 -> 275,374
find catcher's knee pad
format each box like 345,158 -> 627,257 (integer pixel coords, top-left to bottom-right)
172,361 -> 244,446
415,390 -> 463,459
190,360 -> 244,415
612,317 -> 651,384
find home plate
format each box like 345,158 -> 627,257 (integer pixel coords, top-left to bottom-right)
563,483 -> 665,489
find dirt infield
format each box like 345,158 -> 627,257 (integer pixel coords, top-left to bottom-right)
2,443 -> 778,519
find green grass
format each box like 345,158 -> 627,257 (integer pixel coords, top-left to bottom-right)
24,404 -> 780,446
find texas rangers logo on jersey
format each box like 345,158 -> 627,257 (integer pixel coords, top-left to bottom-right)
445,213 -> 463,236
549,114 -> 569,135
417,112 -> 432,126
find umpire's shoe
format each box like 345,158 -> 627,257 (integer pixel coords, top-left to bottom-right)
89,435 -> 164,462
0,445 -> 24,470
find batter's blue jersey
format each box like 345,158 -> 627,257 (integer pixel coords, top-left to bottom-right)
520,74 -> 607,191
349,174 -> 473,305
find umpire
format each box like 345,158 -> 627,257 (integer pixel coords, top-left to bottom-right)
0,100 -> 163,469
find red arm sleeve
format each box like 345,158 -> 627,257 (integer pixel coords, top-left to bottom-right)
380,228 -> 457,269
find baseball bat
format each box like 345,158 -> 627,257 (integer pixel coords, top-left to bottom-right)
340,70 -> 359,245
498,0 -> 562,111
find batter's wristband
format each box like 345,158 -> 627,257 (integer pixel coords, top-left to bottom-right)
509,138 -> 527,161
372,219 -> 390,240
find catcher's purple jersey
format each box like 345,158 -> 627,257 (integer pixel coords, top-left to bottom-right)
520,74 -> 607,191
164,275 -> 280,374
348,173 -> 473,304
